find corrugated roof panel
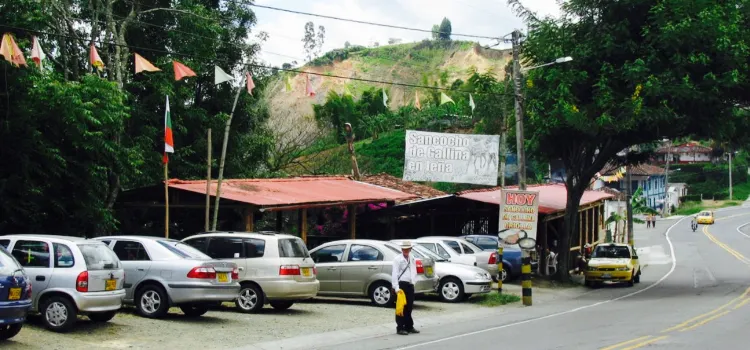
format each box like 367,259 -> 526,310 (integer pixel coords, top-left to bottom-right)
457,184 -> 613,214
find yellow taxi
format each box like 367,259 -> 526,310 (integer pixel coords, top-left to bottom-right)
585,243 -> 641,287
696,211 -> 715,225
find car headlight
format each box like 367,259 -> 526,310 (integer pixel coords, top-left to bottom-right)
475,272 -> 488,280
616,267 -> 629,271
588,267 -> 597,271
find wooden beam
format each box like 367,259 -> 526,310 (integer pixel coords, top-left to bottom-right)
348,204 -> 357,239
244,207 -> 254,232
300,209 -> 308,244
585,208 -> 590,245
120,202 -> 247,209
579,211 -> 583,247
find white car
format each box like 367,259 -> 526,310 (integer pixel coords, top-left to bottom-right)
409,245 -> 493,302
403,237 -> 499,280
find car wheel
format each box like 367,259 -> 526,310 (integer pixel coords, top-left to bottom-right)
136,284 -> 170,318
634,270 -> 641,283
236,284 -> 264,313
500,265 -> 510,282
0,323 -> 23,340
269,301 -> 294,310
369,281 -> 393,307
439,277 -> 464,303
88,311 -> 117,323
584,280 -> 592,287
180,304 -> 209,317
41,296 -> 77,332
628,271 -> 635,287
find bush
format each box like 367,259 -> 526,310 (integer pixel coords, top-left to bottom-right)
712,192 -> 729,200
680,194 -> 702,202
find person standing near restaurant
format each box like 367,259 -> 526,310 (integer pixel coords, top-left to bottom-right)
392,241 -> 420,336
646,214 -> 652,228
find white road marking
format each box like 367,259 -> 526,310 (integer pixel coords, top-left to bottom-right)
396,216 -> 687,350
736,222 -> 750,239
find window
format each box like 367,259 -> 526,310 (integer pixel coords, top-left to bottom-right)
475,237 -> 498,250
78,244 -> 120,270
417,243 -> 437,253
243,238 -> 265,258
311,244 -> 346,263
278,238 -> 309,258
383,243 -> 402,254
443,240 -> 461,254
158,240 -> 211,259
207,237 -> 244,259
112,241 -> 150,261
0,248 -> 22,275
0,239 -> 10,249
347,245 -> 383,262
435,244 -> 451,259
99,240 -> 111,246
460,242 -> 476,254
12,240 -> 50,268
53,243 -> 75,268
183,237 -> 208,253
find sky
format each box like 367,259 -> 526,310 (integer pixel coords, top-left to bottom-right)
251,0 -> 562,67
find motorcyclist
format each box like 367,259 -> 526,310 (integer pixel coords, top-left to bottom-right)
691,218 -> 698,232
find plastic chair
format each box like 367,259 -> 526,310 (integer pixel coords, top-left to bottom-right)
546,251 -> 558,276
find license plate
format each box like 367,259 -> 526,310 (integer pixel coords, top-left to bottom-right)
105,279 -> 116,291
602,273 -> 611,279
425,266 -> 433,275
301,268 -> 312,277
217,272 -> 229,283
481,285 -> 491,292
8,287 -> 22,300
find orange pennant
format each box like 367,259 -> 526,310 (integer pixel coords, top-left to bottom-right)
305,74 -> 315,97
134,53 -> 160,74
0,33 -> 27,67
173,60 -> 196,81
246,72 -> 255,95
89,44 -> 104,71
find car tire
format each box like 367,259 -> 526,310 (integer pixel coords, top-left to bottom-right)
628,271 -> 635,287
439,277 -> 465,303
0,323 -> 23,340
584,280 -> 592,287
136,284 -> 170,318
369,281 -> 394,307
634,270 -> 641,283
236,284 -> 264,313
180,304 -> 209,317
501,264 -> 511,282
88,311 -> 117,323
41,296 -> 77,332
269,301 -> 294,310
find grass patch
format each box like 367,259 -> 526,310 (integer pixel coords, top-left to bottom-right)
470,292 -> 521,307
673,199 -> 742,216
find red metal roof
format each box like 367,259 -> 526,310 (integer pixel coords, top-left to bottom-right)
457,184 -> 613,214
167,176 -> 416,209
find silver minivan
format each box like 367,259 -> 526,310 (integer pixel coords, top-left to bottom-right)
0,235 -> 125,332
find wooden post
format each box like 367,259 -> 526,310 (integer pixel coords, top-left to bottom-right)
212,74 -> 245,231
244,207 -> 254,232
275,211 -> 283,232
344,123 -> 361,180
300,208 -> 308,244
348,204 -> 357,239
205,128 -> 212,232
584,208 -> 590,245
541,221 -> 548,275
579,211 -> 583,247
164,161 -> 169,238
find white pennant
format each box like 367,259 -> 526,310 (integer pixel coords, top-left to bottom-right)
469,94 -> 476,114
214,65 -> 234,85
382,88 -> 388,108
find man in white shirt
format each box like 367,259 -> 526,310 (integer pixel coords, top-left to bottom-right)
392,241 -> 420,335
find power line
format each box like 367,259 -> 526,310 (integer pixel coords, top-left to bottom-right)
245,3 -> 500,40
0,24 -> 508,97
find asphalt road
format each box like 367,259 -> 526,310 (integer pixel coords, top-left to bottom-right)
316,205 -> 750,350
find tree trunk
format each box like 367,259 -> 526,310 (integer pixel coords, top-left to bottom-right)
558,182 -> 586,281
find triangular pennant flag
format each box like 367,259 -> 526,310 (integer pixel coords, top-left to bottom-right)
173,60 -> 196,81
0,33 -> 27,67
415,91 -> 422,110
469,94 -> 476,114
440,92 -> 454,105
382,88 -> 388,108
246,72 -> 255,95
285,75 -> 292,92
214,65 -> 233,85
30,36 -> 44,70
163,95 -> 174,164
135,53 -> 160,74
89,44 -> 104,71
305,74 -> 315,97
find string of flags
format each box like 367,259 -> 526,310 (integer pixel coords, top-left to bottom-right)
595,167 -> 627,183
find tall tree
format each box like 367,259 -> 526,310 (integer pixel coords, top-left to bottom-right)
302,21 -> 326,62
510,0 -> 750,279
438,17 -> 452,40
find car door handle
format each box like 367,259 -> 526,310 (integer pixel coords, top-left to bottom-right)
36,276 -> 45,281
327,267 -> 337,271
238,267 -> 245,271
136,268 -> 145,271
368,266 -> 379,270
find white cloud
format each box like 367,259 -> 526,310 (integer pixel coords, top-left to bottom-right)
252,0 -> 560,67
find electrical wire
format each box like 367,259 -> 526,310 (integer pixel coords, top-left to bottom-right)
0,24 -> 509,97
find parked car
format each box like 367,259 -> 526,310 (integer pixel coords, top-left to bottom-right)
696,211 -> 715,225
182,231 -> 319,313
408,244 -> 492,302
0,246 -> 32,340
411,237 -> 499,280
461,234 -> 525,282
585,243 -> 641,287
0,235 -> 125,332
94,236 -> 239,318
309,239 -> 438,307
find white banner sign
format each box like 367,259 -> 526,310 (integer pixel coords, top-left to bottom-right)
403,130 -> 499,186
499,190 -> 540,246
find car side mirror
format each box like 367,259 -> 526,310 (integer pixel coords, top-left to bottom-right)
633,256 -> 639,260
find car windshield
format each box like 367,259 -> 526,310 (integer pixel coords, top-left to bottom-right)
158,240 -> 211,259
591,245 -> 631,259
78,243 -> 121,270
278,238 -> 310,258
413,245 -> 447,262
0,247 -> 23,275
699,211 -> 711,216
462,240 -> 484,253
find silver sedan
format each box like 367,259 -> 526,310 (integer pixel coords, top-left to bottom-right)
94,236 -> 240,318
410,245 -> 493,302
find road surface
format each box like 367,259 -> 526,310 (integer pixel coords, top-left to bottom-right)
317,206 -> 750,350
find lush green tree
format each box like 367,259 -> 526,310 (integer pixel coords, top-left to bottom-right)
431,24 -> 440,40
438,17 -> 452,40
511,0 -> 750,279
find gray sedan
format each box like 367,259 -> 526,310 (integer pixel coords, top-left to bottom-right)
410,245 -> 492,302
94,236 -> 240,318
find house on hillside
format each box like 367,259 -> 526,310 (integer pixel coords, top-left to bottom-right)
654,141 -> 715,164
593,164 -> 667,210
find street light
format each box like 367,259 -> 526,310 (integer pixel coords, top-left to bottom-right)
521,56 -> 574,73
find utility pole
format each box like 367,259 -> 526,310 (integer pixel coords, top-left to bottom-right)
662,140 -> 671,217
626,164 -> 634,246
510,30 -> 526,191
729,151 -> 733,200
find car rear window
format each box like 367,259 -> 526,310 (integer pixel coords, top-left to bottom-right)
158,240 -> 211,259
78,244 -> 121,270
0,248 -> 22,275
278,238 -> 309,258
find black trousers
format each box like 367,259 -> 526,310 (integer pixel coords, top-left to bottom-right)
396,281 -> 415,331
